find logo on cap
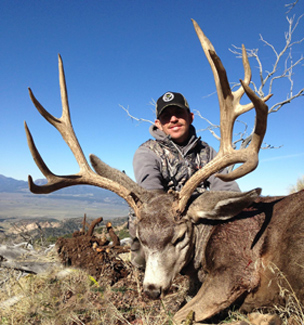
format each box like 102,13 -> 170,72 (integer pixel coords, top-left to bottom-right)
162,92 -> 174,102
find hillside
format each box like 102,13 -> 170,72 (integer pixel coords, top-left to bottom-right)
0,214 -> 129,244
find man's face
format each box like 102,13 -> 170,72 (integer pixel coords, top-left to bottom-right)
155,106 -> 194,144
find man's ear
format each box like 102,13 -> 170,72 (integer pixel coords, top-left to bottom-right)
186,188 -> 262,223
154,119 -> 163,130
189,112 -> 194,124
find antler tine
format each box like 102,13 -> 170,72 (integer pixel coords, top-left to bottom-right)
24,120 -> 72,193
233,45 -> 251,111
58,54 -> 71,122
28,55 -> 90,172
233,45 -> 273,115
176,21 -> 270,214
25,55 -> 142,214
215,79 -> 269,181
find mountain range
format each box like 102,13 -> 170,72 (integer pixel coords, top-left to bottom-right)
0,174 -> 122,200
0,174 -> 31,193
0,174 -> 129,220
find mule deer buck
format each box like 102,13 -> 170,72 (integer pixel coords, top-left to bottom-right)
25,20 -> 304,324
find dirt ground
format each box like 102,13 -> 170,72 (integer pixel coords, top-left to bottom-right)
56,234 -> 130,284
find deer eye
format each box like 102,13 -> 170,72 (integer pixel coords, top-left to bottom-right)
171,224 -> 187,246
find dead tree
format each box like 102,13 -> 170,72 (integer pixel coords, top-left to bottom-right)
122,4 -> 303,160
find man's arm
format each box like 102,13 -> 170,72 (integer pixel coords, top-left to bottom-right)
208,172 -> 241,192
133,146 -> 164,191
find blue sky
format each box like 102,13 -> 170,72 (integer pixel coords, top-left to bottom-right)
0,0 -> 303,196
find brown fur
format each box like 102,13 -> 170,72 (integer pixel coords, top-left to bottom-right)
137,190 -> 304,324
175,191 -> 304,323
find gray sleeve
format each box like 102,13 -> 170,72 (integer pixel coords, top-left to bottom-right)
207,146 -> 241,192
133,146 -> 164,191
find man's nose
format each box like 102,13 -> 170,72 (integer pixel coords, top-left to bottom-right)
170,115 -> 178,122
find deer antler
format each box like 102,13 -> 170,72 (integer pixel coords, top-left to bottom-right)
177,20 -> 272,214
25,54 -> 145,215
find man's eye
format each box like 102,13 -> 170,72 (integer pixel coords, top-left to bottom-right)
161,114 -> 170,121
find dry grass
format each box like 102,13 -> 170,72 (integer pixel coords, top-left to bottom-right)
288,175 -> 304,194
271,263 -> 304,324
0,262 -> 181,324
1,254 -> 303,325
1,268 -> 158,324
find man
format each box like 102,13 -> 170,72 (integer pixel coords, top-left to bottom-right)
130,91 -> 240,268
133,91 -> 240,193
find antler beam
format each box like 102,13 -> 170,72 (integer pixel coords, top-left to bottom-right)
25,55 -> 143,214
177,20 -> 271,214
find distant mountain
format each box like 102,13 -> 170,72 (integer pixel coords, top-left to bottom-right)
0,174 -> 124,204
0,175 -> 28,193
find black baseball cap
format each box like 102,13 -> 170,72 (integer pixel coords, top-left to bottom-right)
156,91 -> 190,118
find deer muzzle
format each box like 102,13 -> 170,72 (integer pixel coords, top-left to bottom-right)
143,283 -> 162,300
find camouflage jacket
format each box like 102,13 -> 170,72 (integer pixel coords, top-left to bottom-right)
133,125 -> 240,193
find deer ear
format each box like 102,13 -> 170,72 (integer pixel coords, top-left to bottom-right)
186,188 -> 261,222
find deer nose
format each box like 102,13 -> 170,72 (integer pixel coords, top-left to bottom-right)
144,284 -> 161,300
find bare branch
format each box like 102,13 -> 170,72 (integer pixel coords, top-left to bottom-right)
148,99 -> 157,115
269,87 -> 304,113
285,0 -> 299,14
230,14 -> 303,100
261,143 -> 284,150
224,10 -> 304,157
234,120 -> 248,147
193,109 -> 221,141
120,104 -> 154,125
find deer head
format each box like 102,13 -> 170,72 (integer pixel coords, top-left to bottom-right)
25,20 -> 270,299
